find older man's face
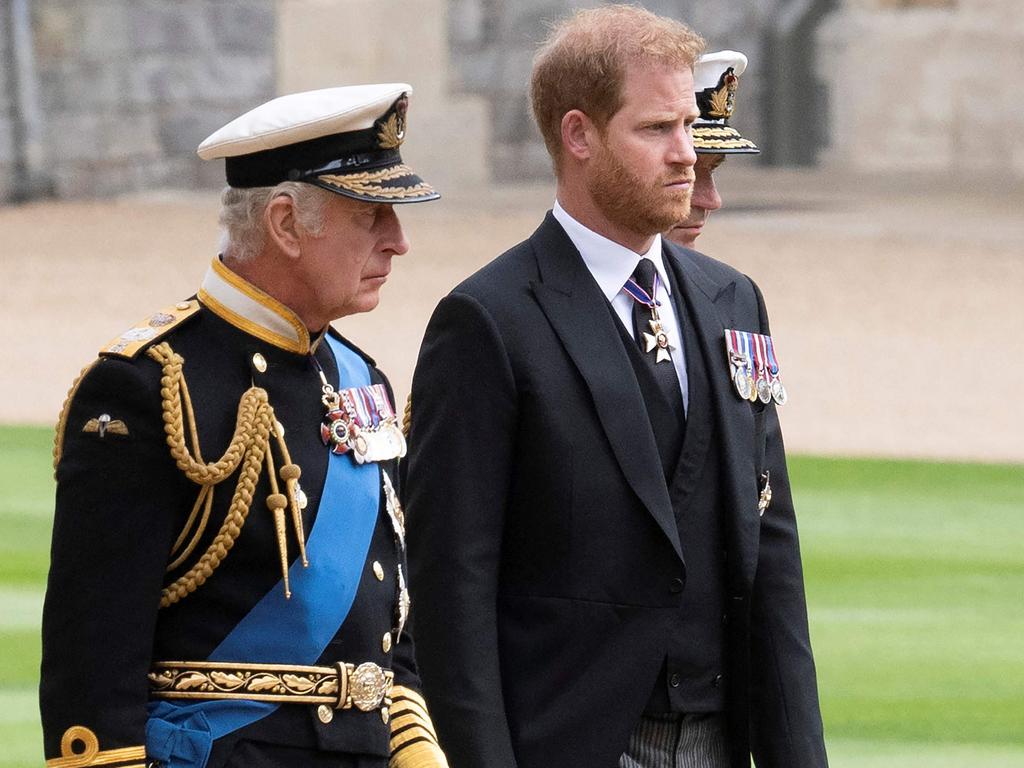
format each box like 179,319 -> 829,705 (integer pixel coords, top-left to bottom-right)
665,153 -> 724,249
295,194 -> 409,323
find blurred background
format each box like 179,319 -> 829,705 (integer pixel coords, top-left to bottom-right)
1,0 -> 1022,766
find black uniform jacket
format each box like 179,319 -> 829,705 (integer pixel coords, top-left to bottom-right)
41,260 -> 443,768
405,214 -> 827,768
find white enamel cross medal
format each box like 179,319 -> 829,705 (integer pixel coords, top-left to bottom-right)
624,269 -> 675,365
643,316 -> 675,363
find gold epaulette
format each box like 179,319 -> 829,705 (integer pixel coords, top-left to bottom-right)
46,726 -> 145,768
99,300 -> 201,359
389,686 -> 449,768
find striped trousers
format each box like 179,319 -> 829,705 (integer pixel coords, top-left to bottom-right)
618,713 -> 729,768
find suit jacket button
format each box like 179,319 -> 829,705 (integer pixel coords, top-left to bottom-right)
669,673 -> 681,688
317,704 -> 334,723
669,577 -> 685,594
713,674 -> 724,688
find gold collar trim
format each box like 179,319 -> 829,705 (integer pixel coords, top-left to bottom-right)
198,259 -> 312,354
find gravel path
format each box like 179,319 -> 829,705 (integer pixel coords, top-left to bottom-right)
2,168 -> 1021,462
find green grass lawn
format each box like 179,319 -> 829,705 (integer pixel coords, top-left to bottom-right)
1,426 -> 1022,767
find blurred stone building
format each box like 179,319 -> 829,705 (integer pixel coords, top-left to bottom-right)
1,0 -> 1021,203
0,0 -> 277,201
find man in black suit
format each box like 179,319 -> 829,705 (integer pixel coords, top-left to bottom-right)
405,6 -> 827,768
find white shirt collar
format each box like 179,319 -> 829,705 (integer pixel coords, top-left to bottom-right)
552,200 -> 671,302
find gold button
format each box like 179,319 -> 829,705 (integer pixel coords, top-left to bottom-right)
252,353 -> 267,373
382,631 -> 393,654
176,301 -> 191,311
372,561 -> 384,581
317,704 -> 334,723
274,420 -> 285,438
380,707 -> 390,724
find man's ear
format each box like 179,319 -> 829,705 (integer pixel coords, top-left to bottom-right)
561,109 -> 598,162
265,194 -> 301,259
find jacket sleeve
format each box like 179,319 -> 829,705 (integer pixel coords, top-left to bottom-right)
41,356 -> 183,766
746,279 -> 829,767
404,291 -> 520,768
387,418 -> 449,768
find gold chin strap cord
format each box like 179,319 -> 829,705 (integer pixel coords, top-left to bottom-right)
147,342 -> 306,607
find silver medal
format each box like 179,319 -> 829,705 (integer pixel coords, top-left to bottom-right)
771,377 -> 788,406
734,368 -> 752,400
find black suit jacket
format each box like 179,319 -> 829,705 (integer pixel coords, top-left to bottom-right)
405,214 -> 827,768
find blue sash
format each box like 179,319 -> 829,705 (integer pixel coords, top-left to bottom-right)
147,334 -> 381,767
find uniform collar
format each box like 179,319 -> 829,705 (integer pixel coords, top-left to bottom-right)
552,200 -> 670,302
198,258 -> 325,354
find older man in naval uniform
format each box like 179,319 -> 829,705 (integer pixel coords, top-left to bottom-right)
41,85 -> 449,768
666,50 -> 761,250
404,7 -> 828,768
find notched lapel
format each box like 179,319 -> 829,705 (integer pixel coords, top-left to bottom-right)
529,215 -> 682,561
669,247 -> 760,586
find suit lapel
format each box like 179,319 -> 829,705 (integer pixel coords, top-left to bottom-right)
664,255 -> 712,513
529,214 -> 682,562
668,246 -> 760,586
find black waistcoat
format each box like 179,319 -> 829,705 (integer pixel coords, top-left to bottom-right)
616,264 -> 729,714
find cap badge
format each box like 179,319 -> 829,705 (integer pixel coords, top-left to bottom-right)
708,69 -> 739,119
377,94 -> 408,150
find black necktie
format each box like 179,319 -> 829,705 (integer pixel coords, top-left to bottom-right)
631,258 -> 685,418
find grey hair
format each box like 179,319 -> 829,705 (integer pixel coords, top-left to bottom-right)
218,181 -> 331,262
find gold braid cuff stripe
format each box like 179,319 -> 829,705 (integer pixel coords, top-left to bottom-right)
389,685 -> 447,765
149,660 -> 394,712
389,740 -> 450,768
46,726 -> 145,768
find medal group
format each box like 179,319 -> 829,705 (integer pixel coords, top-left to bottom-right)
320,380 -> 408,463
724,329 -> 787,406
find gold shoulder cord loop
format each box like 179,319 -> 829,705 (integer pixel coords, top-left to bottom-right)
146,342 -> 306,608
402,394 -> 412,438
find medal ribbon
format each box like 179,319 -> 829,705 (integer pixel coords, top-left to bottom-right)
740,331 -> 754,375
146,333 -> 381,768
622,272 -> 662,310
765,335 -> 781,376
339,384 -> 393,429
754,333 -> 768,381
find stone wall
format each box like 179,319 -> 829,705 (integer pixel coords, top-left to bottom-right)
817,0 -> 1024,178
0,4 -> 14,201
447,0 -> 791,180
1,0 -> 276,202
277,0 -> 489,194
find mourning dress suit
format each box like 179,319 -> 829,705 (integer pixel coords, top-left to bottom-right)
405,212 -> 827,768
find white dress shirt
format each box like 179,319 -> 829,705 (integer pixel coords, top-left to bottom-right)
552,201 -> 689,413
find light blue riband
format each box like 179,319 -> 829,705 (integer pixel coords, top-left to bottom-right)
147,333 -> 381,768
